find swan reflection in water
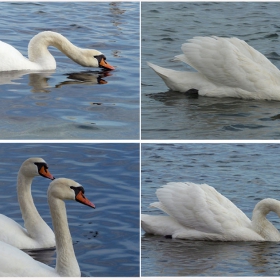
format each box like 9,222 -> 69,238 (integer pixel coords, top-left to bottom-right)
0,70 -> 112,93
141,235 -> 280,276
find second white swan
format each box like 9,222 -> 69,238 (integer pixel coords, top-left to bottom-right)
0,31 -> 115,71
148,36 -> 280,100
142,182 -> 280,241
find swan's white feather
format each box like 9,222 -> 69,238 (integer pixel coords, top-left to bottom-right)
152,182 -> 250,233
0,240 -> 57,276
148,36 -> 280,100
0,41 -> 34,72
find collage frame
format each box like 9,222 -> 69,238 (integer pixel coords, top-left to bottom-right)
0,0 -> 280,279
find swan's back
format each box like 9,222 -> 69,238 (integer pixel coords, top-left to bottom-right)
0,41 -> 33,72
150,182 -> 251,235
178,36 -> 280,92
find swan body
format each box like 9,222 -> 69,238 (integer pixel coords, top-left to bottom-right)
0,31 -> 114,71
0,178 -> 95,277
141,182 -> 280,241
148,36 -> 280,100
0,157 -> 55,249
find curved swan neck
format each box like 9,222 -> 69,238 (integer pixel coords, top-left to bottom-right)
49,196 -> 80,276
17,172 -> 49,239
251,198 -> 280,241
28,31 -> 99,69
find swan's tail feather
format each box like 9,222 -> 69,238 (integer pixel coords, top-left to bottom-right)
147,61 -> 217,95
147,61 -> 200,92
141,214 -> 183,237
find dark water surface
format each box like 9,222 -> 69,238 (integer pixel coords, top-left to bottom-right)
142,143 -> 280,276
0,2 -> 139,139
0,143 -> 139,277
141,2 -> 280,140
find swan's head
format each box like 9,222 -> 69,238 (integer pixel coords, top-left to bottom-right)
48,178 -> 95,208
19,157 -> 55,180
78,50 -> 115,70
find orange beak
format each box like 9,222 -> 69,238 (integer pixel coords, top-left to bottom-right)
76,190 -> 95,208
98,78 -> 107,84
39,166 -> 55,180
99,57 -> 115,70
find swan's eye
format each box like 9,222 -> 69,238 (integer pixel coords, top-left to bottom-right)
34,162 -> 54,180
34,162 -> 48,172
70,186 -> 85,195
94,54 -> 106,62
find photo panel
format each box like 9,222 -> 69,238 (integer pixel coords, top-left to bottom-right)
141,143 -> 280,276
0,143 -> 139,277
0,1 -> 139,140
141,2 -> 280,140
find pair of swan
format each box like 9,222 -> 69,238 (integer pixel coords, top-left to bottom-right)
0,158 -> 95,276
142,182 -> 280,241
148,36 -> 280,100
0,31 -> 115,71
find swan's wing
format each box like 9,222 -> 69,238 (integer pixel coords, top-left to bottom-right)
177,36 -> 280,92
151,182 -> 251,235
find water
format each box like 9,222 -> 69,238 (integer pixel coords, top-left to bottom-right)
141,2 -> 280,140
0,2 -> 139,140
0,143 -> 139,277
141,143 -> 280,276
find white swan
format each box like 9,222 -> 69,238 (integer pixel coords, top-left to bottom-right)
148,36 -> 280,100
0,31 -> 115,71
0,157 -> 55,249
141,182 -> 280,241
0,178 -> 95,277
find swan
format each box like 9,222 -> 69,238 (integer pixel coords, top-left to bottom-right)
0,157 -> 55,249
0,31 -> 115,71
141,182 -> 280,241
0,178 -> 95,277
148,36 -> 280,100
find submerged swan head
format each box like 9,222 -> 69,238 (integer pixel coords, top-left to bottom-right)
19,157 -> 54,180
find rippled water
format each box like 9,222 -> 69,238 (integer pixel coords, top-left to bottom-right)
141,143 -> 280,276
141,2 -> 280,140
0,2 -> 139,139
0,143 -> 139,277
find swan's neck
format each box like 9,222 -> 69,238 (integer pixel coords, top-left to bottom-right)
28,31 -> 89,69
17,172 -> 52,240
49,197 -> 80,277
251,198 -> 280,241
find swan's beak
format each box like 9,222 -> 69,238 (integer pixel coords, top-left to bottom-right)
39,166 -> 55,180
76,190 -> 95,209
99,57 -> 115,70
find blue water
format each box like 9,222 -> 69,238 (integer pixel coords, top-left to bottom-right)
0,143 -> 139,277
0,2 -> 139,139
142,2 -> 280,140
142,143 -> 280,276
